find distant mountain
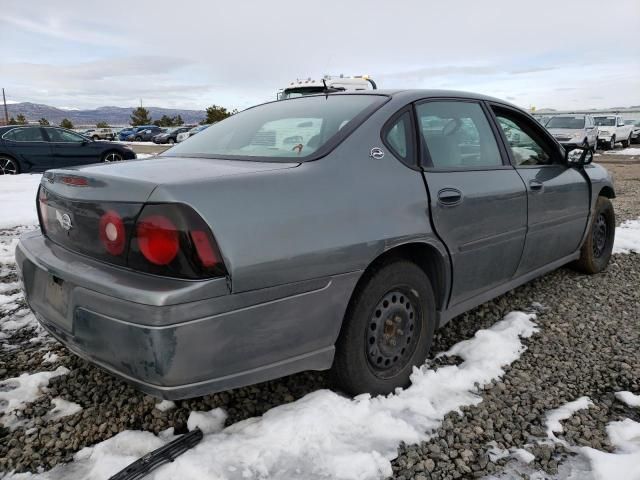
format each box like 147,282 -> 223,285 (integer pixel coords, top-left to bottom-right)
3,102 -> 206,126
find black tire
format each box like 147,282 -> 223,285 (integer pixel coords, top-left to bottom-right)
92,135 -> 100,141
621,135 -> 630,148
330,260 -> 436,396
135,136 -> 143,142
168,138 -> 175,144
0,156 -> 20,175
608,136 -> 616,150
572,196 -> 615,274
593,138 -> 599,152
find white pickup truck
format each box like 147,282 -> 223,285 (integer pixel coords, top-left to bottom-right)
594,114 -> 634,149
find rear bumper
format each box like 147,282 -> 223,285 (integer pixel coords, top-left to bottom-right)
16,232 -> 358,399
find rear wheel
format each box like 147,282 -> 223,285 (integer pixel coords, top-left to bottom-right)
0,156 -> 19,175
621,135 -> 631,148
572,196 -> 615,274
135,136 -> 143,142
102,151 -> 123,162
330,260 -> 436,396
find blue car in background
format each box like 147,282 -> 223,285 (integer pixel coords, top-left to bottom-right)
118,125 -> 154,141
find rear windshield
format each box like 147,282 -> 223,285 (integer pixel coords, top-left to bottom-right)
546,116 -> 585,129
164,95 -> 386,161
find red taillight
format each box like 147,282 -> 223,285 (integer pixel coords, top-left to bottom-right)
136,215 -> 180,265
99,210 -> 126,256
190,230 -> 219,267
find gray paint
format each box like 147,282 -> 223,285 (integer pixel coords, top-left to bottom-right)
17,90 -> 615,399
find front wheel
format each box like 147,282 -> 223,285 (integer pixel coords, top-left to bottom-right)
330,260 -> 436,396
168,138 -> 175,144
102,151 -> 123,162
0,156 -> 19,175
572,197 -> 615,274
608,136 -> 616,150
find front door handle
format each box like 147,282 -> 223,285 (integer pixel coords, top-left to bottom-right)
529,180 -> 544,192
437,188 -> 463,206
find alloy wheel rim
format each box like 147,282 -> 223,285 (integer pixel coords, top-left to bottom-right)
366,288 -> 421,378
0,158 -> 17,175
592,213 -> 608,258
104,153 -> 123,162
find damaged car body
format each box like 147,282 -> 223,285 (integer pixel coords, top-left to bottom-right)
16,90 -> 616,399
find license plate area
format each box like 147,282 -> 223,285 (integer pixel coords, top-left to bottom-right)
45,274 -> 69,320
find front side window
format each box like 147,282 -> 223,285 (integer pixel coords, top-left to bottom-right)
494,113 -> 553,166
165,95 -> 386,161
3,127 -> 45,142
416,101 -> 502,168
46,128 -> 85,143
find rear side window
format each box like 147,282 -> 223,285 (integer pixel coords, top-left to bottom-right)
416,101 -> 502,169
383,111 -> 416,166
165,95 -> 387,161
3,127 -> 45,142
45,128 -> 85,143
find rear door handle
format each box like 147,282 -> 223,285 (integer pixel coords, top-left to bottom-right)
529,180 -> 544,192
437,188 -> 463,206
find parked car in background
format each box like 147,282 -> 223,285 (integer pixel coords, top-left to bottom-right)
87,128 -> 116,141
16,91 -> 615,400
546,114 -> 598,152
176,124 -> 210,143
118,127 -> 137,141
125,126 -> 165,142
625,119 -> 640,143
594,115 -> 633,149
0,125 -> 135,174
532,115 -> 551,126
152,126 -> 193,144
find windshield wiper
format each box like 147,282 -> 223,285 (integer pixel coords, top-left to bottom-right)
109,428 -> 204,480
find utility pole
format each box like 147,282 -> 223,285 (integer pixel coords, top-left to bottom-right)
2,88 -> 8,124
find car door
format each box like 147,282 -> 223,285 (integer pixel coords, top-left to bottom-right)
416,99 -> 528,307
2,126 -> 54,171
489,104 -> 590,275
45,127 -> 99,167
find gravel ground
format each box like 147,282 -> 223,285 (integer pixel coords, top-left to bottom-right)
0,157 -> 639,478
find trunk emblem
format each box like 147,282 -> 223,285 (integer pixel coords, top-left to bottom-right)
55,210 -> 73,231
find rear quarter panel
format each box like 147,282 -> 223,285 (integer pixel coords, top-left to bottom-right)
148,100 -> 446,294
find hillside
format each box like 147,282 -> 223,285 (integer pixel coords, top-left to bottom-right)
4,102 -> 206,126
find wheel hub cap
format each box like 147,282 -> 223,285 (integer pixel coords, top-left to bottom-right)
592,213 -> 607,258
367,290 -> 420,378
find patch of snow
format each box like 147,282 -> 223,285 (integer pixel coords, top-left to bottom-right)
0,175 -> 42,229
1,310 -> 38,334
0,281 -> 19,294
154,400 -> 176,412
46,397 -> 83,421
545,396 -> 593,442
487,441 -> 511,462
614,218 -> 640,254
187,408 -> 227,434
579,419 -> 640,480
135,153 -> 155,159
511,448 -> 535,464
0,367 -> 69,418
6,311 -> 537,480
616,391 -> 640,408
111,140 -> 160,146
605,147 -> 640,156
42,352 -> 59,364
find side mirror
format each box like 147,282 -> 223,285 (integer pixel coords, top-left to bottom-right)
566,146 -> 593,166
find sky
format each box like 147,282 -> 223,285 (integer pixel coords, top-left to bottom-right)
0,0 -> 639,112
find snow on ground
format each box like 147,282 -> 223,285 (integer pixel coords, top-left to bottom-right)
604,147 -> 640,156
186,408 -> 227,434
135,153 -> 155,159
45,397 -> 83,421
6,311 -> 537,480
545,396 -> 593,443
0,175 -> 42,229
613,218 -> 640,254
0,367 -> 69,427
154,400 -> 176,412
41,352 -> 59,364
615,391 -> 640,408
111,140 -> 160,146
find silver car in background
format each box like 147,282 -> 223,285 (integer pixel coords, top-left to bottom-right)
546,114 -> 598,152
